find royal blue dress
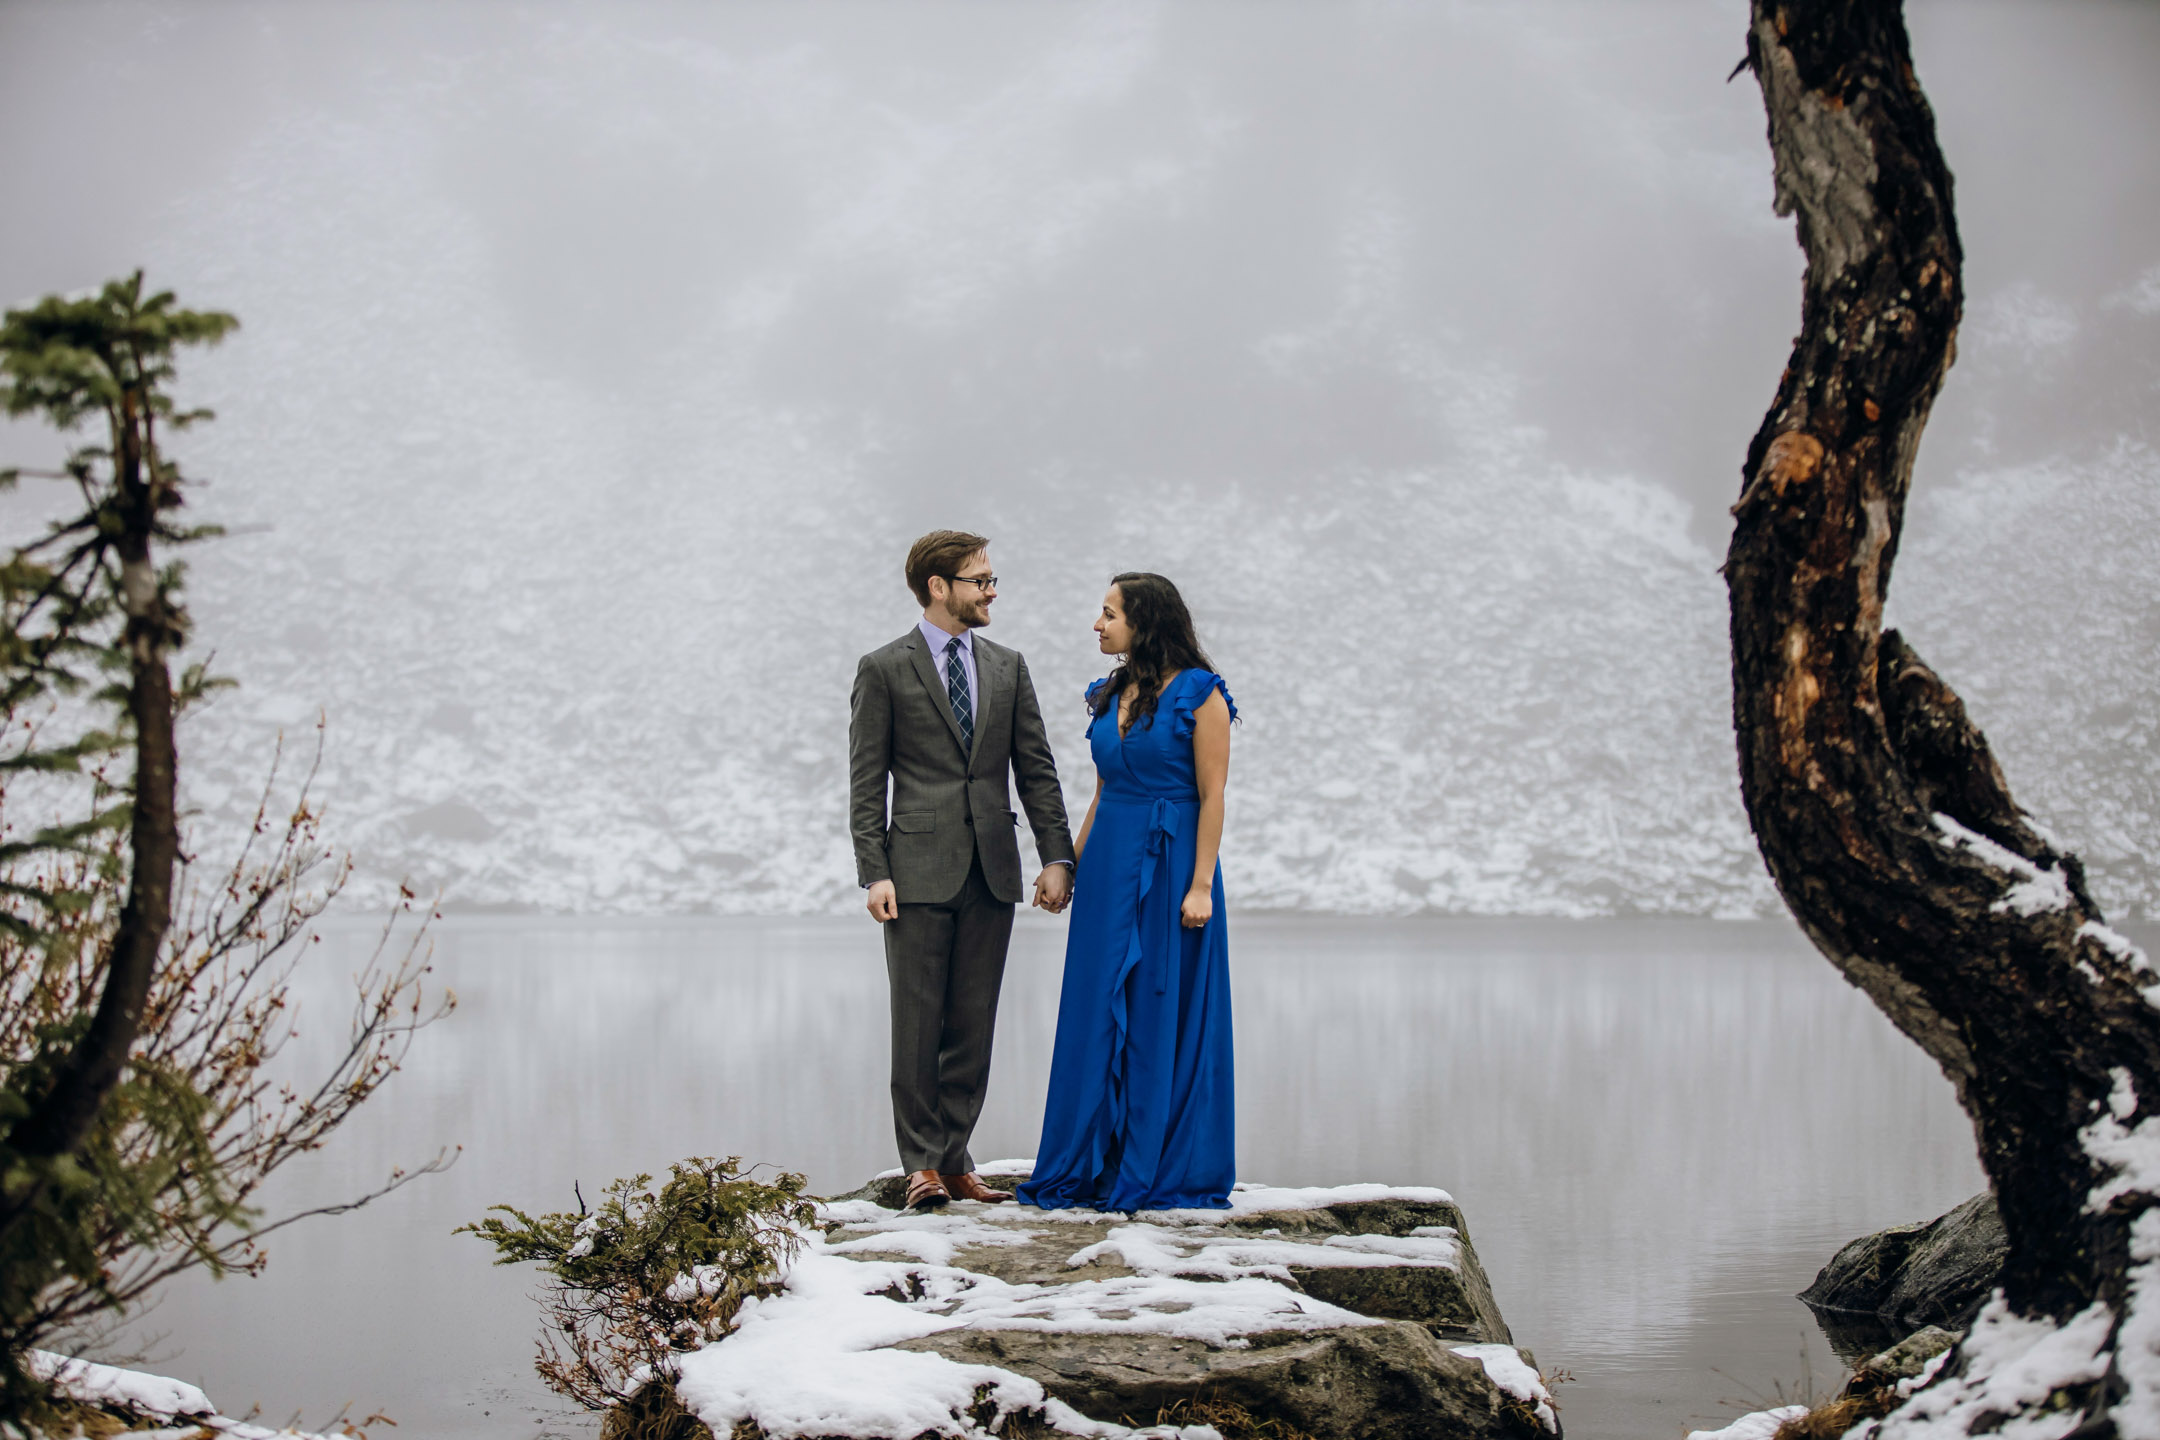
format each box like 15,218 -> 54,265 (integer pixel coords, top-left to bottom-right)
1018,669 -> 1237,1213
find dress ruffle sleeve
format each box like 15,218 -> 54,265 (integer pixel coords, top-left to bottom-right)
1083,676 -> 1111,738
1169,670 -> 1237,740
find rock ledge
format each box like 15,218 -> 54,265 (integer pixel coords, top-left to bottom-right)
668,1164 -> 1558,1439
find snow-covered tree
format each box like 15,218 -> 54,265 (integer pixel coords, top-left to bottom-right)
1729,5 -> 2160,1434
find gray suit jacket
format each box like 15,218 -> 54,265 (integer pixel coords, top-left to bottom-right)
849,628 -> 1075,905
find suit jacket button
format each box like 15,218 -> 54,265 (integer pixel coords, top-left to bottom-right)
964,815 -> 974,826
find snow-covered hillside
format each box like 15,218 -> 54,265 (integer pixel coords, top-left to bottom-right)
36,11 -> 2152,921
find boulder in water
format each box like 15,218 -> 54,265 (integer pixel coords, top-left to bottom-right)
1798,1192 -> 2005,1353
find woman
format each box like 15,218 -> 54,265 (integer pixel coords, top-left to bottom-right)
1018,573 -> 1236,1212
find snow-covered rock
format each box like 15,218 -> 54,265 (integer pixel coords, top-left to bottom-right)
1686,1406 -> 1808,1440
24,1351 -> 333,1440
666,1166 -> 1558,1439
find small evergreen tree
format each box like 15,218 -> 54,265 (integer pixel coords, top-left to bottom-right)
462,1158 -> 816,1411
0,274 -> 233,1408
0,274 -> 447,1420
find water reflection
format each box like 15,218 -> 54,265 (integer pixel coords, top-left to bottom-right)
113,914 -> 2020,1439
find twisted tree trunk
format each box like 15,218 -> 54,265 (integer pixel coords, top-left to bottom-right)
1731,3 -> 2160,1432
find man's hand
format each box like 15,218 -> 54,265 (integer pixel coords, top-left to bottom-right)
865,880 -> 899,923
1033,865 -> 1073,914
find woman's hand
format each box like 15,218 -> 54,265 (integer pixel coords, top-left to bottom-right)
1180,887 -> 1212,929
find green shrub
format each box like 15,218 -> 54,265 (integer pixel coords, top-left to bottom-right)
462,1156 -> 817,1410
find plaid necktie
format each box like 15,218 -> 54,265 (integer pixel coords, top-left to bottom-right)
945,636 -> 974,750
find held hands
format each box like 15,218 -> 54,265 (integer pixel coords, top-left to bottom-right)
1033,865 -> 1073,914
1180,887 -> 1212,929
865,879 -> 899,923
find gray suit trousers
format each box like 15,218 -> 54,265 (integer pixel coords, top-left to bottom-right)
885,851 -> 1014,1176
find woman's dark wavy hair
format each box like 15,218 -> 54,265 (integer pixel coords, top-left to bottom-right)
1092,572 -> 1215,735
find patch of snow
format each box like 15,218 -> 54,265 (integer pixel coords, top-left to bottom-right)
1685,1406 -> 1808,1440
2110,1210 -> 2160,1439
978,1158 -> 1038,1177
2082,1068 -> 2160,1212
1932,814 -> 2075,917
1450,1344 -> 1559,1433
947,1271 -> 1378,1347
2082,921 -> 2157,975
1898,1348 -> 1954,1398
1873,1294 -> 2114,1439
672,1243 -> 1048,1439
2114,1071 -> 2141,1122
817,1199 -> 899,1225
1217,1180 -> 1455,1214
25,1352 -> 212,1420
824,1209 -> 1044,1267
1066,1221 -> 1460,1281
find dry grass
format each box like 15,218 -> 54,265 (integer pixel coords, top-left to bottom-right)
601,1383 -> 715,1440
1771,1388 -> 1898,1439
1151,1395 -> 1319,1440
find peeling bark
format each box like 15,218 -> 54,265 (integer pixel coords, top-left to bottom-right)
1731,3 -> 2160,1432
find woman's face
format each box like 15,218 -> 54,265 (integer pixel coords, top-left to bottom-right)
1094,585 -> 1134,656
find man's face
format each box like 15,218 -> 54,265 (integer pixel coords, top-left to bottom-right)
944,550 -> 996,628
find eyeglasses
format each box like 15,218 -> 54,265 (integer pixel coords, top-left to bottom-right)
943,574 -> 998,591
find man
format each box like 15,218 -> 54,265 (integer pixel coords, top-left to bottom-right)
849,530 -> 1075,1211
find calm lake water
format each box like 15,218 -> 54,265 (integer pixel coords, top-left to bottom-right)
107,911 -> 2061,1440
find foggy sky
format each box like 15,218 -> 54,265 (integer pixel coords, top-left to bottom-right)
4,1 -> 2154,534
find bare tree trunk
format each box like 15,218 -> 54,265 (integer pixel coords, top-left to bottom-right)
1732,2 -> 2160,1432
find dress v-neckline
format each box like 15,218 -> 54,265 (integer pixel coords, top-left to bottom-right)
1115,670 -> 1185,740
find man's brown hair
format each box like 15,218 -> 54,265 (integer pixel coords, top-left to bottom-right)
905,530 -> 990,608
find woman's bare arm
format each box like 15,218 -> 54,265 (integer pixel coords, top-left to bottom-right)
1074,773 -> 1106,862
1181,689 -> 1231,929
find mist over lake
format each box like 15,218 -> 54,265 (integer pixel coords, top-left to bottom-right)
3,1 -> 2153,922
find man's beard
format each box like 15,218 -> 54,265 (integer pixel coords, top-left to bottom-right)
957,597 -> 991,628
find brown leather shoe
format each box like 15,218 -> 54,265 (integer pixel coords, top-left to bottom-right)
940,1171 -> 1012,1204
904,1169 -> 950,1210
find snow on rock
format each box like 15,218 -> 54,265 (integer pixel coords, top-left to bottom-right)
23,1352 -> 340,1440
684,1169 -> 1543,1438
1068,1221 -> 1461,1281
1685,1406 -> 1808,1440
670,1245 -> 1069,1440
1872,1295 -> 2114,1440
26,1352 -> 212,1421
821,1208 -> 1045,1268
944,1270 -> 1376,1348
1451,1343 -> 1560,1433
1219,1179 -> 1456,1214
672,1228 -> 1366,1437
